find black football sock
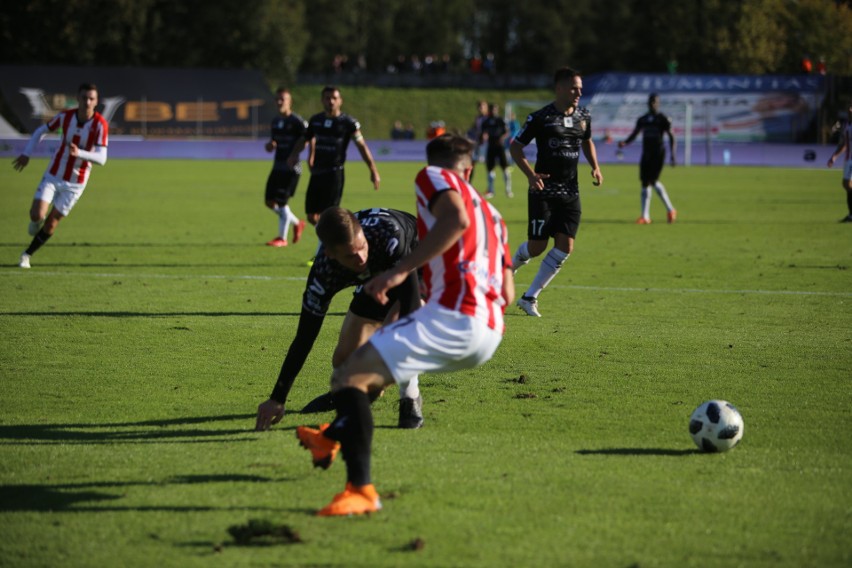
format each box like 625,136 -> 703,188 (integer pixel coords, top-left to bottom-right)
325,387 -> 373,487
846,190 -> 852,216
25,229 -> 53,256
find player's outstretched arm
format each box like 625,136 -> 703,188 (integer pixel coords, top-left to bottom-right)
366,191 -> 468,305
255,308 -> 325,431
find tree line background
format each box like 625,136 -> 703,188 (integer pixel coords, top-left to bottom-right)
2,0 -> 851,88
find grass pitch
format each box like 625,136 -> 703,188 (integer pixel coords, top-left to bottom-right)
0,157 -> 849,567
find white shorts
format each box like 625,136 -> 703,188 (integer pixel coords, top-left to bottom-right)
34,175 -> 86,217
369,302 -> 503,388
844,159 -> 852,181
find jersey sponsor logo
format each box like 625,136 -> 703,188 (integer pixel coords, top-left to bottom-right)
324,119 -> 333,128
563,117 -> 573,128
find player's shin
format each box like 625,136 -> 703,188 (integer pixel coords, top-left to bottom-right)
328,387 -> 374,486
512,241 -> 531,273
526,248 -> 569,298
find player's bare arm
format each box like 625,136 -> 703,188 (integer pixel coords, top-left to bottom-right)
366,191 -> 468,305
828,139 -> 847,167
286,136 -> 307,168
582,138 -> 603,186
510,140 -> 548,190
354,132 -> 380,190
502,266 -> 515,306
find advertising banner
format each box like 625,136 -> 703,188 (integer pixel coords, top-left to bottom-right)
0,65 -> 274,138
585,73 -> 827,143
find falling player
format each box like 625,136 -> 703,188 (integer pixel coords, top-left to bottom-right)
294,134 -> 513,516
618,93 -> 677,224
263,88 -> 307,247
255,207 -> 425,432
12,83 -> 108,269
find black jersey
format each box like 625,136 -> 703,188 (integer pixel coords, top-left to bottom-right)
514,103 -> 592,196
304,112 -> 361,172
302,208 -> 417,316
630,112 -> 672,155
270,113 -> 308,172
481,116 -> 507,149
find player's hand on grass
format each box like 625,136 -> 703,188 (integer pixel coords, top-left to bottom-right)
526,171 -> 549,191
255,399 -> 285,431
12,155 -> 29,171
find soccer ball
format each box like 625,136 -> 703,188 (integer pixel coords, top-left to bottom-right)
689,400 -> 744,452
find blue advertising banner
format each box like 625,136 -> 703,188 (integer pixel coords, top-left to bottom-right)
585,73 -> 827,143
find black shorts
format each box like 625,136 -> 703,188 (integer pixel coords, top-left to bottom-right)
486,145 -> 508,170
265,170 -> 299,205
348,271 -> 420,321
640,153 -> 665,186
306,169 -> 345,215
527,192 -> 582,240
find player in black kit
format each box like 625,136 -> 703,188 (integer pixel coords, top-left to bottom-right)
618,93 -> 677,224
287,86 -> 380,227
481,102 -> 513,199
264,88 -> 308,247
510,67 -> 603,317
255,207 -> 424,431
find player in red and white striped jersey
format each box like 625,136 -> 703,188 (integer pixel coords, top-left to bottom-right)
294,134 -> 514,516
12,83 -> 109,268
827,98 -> 852,223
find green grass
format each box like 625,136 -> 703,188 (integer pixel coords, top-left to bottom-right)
0,158 -> 850,567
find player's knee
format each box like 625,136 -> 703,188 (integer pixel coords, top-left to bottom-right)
527,241 -> 547,257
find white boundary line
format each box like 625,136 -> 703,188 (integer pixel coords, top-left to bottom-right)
2,269 -> 850,297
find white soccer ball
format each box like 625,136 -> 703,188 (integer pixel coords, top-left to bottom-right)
689,400 -> 744,452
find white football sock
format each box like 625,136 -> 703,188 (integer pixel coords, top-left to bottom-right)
487,171 -> 495,193
512,241 -> 531,272
641,186 -> 652,219
504,170 -> 512,194
526,248 -> 569,299
399,376 -> 420,400
654,182 -> 675,211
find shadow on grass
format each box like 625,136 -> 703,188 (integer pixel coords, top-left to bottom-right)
0,311 -> 303,318
576,448 -> 699,456
0,311 -> 345,318
0,413 -> 278,445
0,474 -> 295,512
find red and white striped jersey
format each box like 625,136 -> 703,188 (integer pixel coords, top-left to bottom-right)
414,165 -> 512,332
45,109 -> 109,184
